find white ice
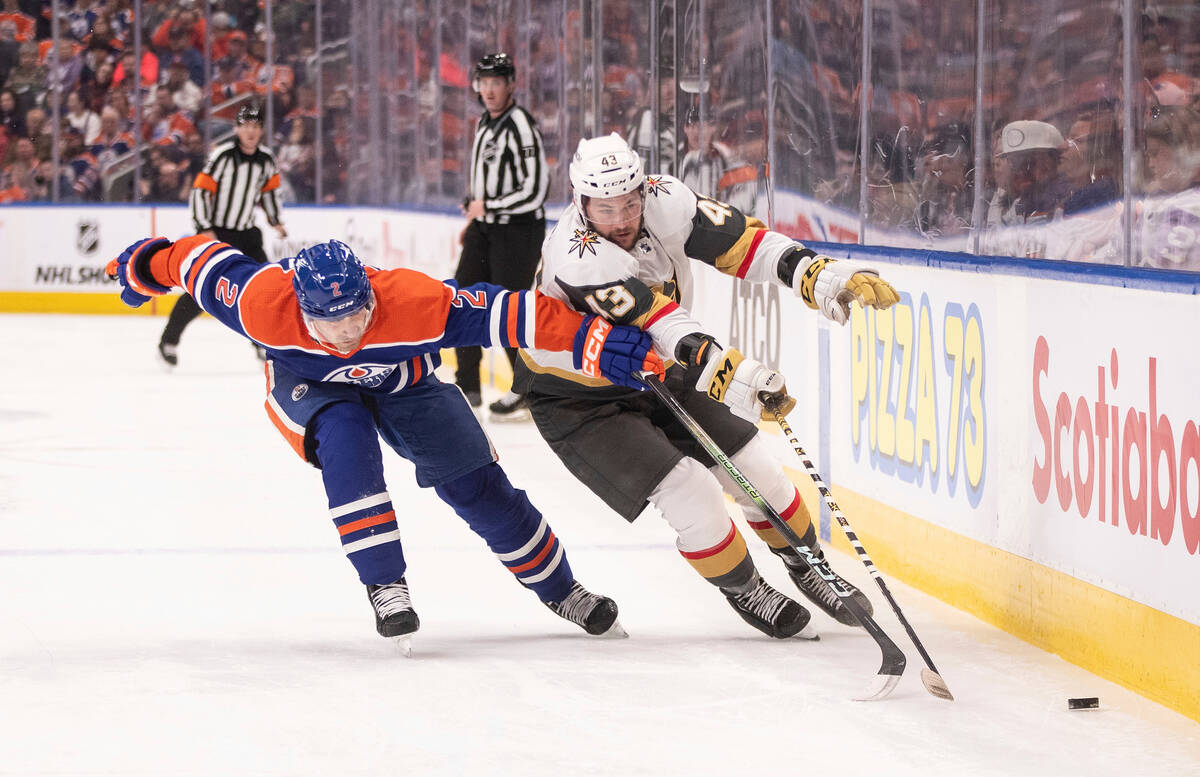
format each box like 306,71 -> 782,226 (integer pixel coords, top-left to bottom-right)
1,314 -> 1197,777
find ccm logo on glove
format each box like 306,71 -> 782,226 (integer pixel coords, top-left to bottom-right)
580,317 -> 613,377
706,349 -> 744,403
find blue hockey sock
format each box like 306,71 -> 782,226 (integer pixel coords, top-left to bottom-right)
313,403 -> 407,585
435,463 -> 574,602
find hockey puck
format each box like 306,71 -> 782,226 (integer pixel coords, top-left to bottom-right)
1067,697 -> 1100,710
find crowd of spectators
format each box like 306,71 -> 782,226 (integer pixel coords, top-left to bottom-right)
0,0 -> 339,205
1,0 -> 1198,268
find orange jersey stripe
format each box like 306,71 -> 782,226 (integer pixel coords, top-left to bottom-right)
718,164 -> 758,189
338,511 -> 396,536
185,242 -> 227,295
507,531 -> 557,574
149,234 -> 219,288
261,173 -> 281,192
193,172 -> 218,193
531,291 -> 587,351
264,399 -> 306,460
505,295 -> 519,345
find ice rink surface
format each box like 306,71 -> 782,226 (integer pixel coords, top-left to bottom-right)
1,314 -> 1197,777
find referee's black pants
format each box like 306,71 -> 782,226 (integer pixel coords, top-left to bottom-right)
160,226 -> 268,347
452,217 -> 545,395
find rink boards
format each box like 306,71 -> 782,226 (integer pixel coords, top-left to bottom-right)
1,202 -> 1198,722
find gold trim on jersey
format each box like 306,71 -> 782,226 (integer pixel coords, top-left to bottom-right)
630,290 -> 678,329
710,216 -> 769,276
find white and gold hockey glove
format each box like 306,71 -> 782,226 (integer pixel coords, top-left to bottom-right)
696,346 -> 797,422
792,253 -> 899,325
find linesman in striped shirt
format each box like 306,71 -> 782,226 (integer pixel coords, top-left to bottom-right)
453,52 -> 549,419
157,102 -> 288,367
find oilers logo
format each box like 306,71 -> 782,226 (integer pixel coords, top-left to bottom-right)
323,363 -> 396,388
569,229 -> 601,258
644,176 -> 670,198
291,384 -> 309,401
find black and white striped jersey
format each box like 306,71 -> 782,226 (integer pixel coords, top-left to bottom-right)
468,104 -> 548,223
190,140 -> 283,232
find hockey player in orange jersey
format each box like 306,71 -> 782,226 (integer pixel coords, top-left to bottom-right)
108,234 -> 664,652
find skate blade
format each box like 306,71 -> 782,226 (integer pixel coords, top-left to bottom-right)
793,622 -> 820,641
487,409 -> 531,423
390,634 -> 414,657
853,671 -> 902,702
597,618 -> 629,639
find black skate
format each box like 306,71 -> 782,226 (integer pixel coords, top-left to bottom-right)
774,546 -> 874,627
157,342 -> 178,368
545,581 -> 627,637
367,577 -> 419,655
488,391 -> 530,422
722,574 -> 812,639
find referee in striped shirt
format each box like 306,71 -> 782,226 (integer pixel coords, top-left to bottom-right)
157,102 -> 288,367
453,52 -> 549,419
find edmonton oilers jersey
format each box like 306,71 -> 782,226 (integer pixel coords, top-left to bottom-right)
149,234 -> 591,394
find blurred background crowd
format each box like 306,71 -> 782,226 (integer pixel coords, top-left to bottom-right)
1,0 -> 1197,269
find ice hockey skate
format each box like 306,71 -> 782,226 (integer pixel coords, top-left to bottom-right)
545,581 -> 627,637
367,577 -> 420,656
773,546 -> 874,627
487,390 -> 531,422
722,573 -> 815,639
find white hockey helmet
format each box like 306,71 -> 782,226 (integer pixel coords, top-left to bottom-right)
569,133 -> 645,214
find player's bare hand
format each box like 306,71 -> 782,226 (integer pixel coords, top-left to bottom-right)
464,199 -> 486,221
274,224 -> 288,239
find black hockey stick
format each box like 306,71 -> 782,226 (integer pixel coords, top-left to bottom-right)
636,372 -> 905,701
765,402 -> 954,701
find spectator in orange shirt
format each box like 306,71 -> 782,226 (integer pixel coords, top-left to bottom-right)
0,0 -> 35,43
150,7 -> 206,54
209,55 -> 256,122
143,84 -> 197,147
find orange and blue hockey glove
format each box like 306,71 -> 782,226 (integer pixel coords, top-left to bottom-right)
105,237 -> 173,308
572,314 -> 665,390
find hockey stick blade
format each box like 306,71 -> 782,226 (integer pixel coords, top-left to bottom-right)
921,668 -> 954,700
764,399 -> 955,702
636,373 -> 906,700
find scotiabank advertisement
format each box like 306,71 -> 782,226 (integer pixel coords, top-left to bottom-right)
823,264 -> 1199,626
1024,282 -> 1199,623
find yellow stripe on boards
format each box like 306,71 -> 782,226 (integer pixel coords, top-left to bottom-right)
0,293 -> 184,316
783,470 -> 1200,724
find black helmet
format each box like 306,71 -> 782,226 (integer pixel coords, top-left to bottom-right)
236,102 -> 264,125
474,52 -> 515,81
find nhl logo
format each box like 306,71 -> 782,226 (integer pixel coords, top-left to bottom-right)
291,384 -> 309,401
76,221 -> 99,255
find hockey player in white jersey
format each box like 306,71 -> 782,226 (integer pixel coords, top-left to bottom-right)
515,133 -> 900,638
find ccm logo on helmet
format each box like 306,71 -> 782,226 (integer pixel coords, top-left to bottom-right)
580,318 -> 612,378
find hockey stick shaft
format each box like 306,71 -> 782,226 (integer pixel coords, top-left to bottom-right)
636,373 -> 905,696
767,404 -> 953,701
